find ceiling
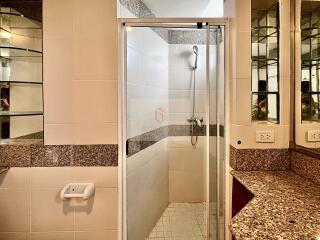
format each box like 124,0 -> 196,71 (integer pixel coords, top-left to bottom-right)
142,0 -> 222,18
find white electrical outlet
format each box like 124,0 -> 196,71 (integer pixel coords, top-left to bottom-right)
307,130 -> 320,142
256,131 -> 275,143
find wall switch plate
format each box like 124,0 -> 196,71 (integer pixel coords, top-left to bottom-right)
256,130 -> 275,143
307,130 -> 320,142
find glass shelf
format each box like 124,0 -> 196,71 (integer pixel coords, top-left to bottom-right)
0,80 -> 42,85
252,26 -> 279,29
0,12 -> 41,30
0,46 -> 42,56
0,46 -> 42,63
0,27 -> 41,39
0,8 -> 43,141
0,111 -> 43,116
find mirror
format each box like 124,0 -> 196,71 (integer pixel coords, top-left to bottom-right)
251,0 -> 280,123
0,1 -> 43,143
295,0 -> 320,153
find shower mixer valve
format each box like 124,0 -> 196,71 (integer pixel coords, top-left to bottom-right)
187,117 -> 203,127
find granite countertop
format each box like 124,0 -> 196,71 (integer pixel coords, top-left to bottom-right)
231,171 -> 320,240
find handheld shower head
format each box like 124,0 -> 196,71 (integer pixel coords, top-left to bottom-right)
193,45 -> 198,70
193,45 -> 198,55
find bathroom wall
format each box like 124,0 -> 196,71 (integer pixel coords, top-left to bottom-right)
0,0 -> 119,239
168,44 -> 206,126
127,139 -> 168,240
224,0 -> 291,150
43,0 -> 118,145
0,167 -> 118,239
168,43 -> 207,202
168,136 -> 205,202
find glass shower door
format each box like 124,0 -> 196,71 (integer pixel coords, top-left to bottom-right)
122,21 -> 226,240
208,26 -> 225,240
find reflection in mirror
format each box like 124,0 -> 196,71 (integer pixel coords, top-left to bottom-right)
301,1 -> 320,122
0,1 -> 43,143
251,0 -> 280,123
295,0 -> 320,154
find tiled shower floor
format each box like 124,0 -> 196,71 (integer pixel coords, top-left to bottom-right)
147,203 -> 207,240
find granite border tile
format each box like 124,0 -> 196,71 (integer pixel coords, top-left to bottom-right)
290,150 -> 320,185
30,145 -> 73,167
0,145 -> 31,167
291,145 -> 320,160
168,124 -> 206,136
73,145 -> 118,167
0,143 -> 118,167
230,146 -> 290,171
127,124 -> 224,157
127,126 -> 169,157
230,145 -> 237,169
168,30 -> 217,45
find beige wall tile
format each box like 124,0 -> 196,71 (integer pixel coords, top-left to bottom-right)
0,189 -> 30,232
73,37 -> 117,81
32,167 -> 117,188
235,32 -> 251,79
31,232 -> 74,240
72,81 -> 118,124
73,0 -> 117,38
44,124 -> 75,145
231,124 -> 290,149
0,168 -> 30,188
31,188 -> 74,232
44,80 -> 74,125
43,0 -> 73,38
31,168 -> 74,188
43,37 -> 73,124
73,123 -> 118,144
75,230 -> 118,240
235,0 -> 251,32
235,78 -> 251,125
43,0 -> 118,144
74,188 -> 118,231
0,233 -> 30,240
72,167 -> 118,188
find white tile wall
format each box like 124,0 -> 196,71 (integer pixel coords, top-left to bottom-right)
127,139 -> 169,240
127,27 -> 169,138
167,137 -> 206,203
168,44 -> 207,125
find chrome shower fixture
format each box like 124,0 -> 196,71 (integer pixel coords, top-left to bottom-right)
193,45 -> 198,70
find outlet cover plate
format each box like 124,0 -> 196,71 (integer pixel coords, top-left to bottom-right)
256,130 -> 275,143
307,130 -> 320,142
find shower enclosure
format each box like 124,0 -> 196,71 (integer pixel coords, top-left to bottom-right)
119,18 -> 228,240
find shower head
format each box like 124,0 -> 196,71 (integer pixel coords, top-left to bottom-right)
193,45 -> 198,55
193,45 -> 198,70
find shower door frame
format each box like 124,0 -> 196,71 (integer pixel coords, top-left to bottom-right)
118,18 -> 230,240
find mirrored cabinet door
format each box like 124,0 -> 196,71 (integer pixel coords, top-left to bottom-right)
0,7 -> 43,142
295,0 -> 320,150
251,0 -> 280,123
